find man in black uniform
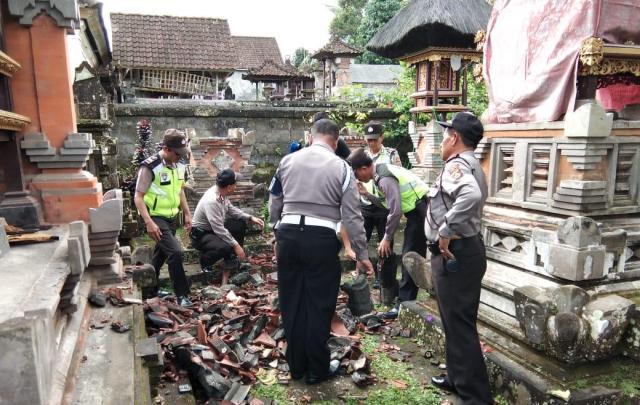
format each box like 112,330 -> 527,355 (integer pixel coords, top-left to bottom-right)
269,118 -> 373,385
425,112 -> 492,404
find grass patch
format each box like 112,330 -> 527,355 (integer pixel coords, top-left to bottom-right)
251,382 -> 291,404
570,362 -> 640,398
360,334 -> 443,405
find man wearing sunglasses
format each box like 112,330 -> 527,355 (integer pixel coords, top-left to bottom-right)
134,129 -> 193,307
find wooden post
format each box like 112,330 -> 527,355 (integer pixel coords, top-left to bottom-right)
322,59 -> 326,99
255,82 -> 259,101
462,66 -> 468,107
434,61 -> 440,107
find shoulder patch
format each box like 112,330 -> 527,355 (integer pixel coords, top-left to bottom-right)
141,154 -> 160,168
447,163 -> 463,181
375,163 -> 393,178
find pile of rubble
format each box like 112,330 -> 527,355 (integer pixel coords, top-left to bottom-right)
140,253 -> 403,404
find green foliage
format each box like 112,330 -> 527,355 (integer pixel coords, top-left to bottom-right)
329,0 -> 367,43
465,67 -> 489,117
328,84 -> 377,133
355,0 -> 404,64
292,47 -> 310,68
260,201 -> 271,233
328,62 -> 419,166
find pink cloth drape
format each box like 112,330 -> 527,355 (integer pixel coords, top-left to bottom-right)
484,0 -> 640,123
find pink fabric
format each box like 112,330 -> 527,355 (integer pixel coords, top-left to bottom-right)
597,84 -> 640,111
484,0 -> 640,123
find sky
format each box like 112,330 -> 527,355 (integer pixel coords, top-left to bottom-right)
88,0 -> 338,59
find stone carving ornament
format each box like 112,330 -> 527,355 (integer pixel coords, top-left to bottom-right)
514,285 -> 635,363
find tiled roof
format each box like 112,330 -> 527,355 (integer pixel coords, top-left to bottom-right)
233,36 -> 283,70
312,37 -> 363,60
111,13 -> 237,71
242,59 -> 299,81
350,64 -> 402,84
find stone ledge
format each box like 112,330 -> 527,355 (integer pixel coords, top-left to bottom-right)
115,102 -> 397,119
399,300 -> 627,404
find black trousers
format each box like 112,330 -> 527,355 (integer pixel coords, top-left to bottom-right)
362,205 -> 397,284
276,223 -> 341,379
151,216 -> 190,297
190,218 -> 247,267
362,204 -> 388,243
431,234 -> 492,405
398,199 -> 427,303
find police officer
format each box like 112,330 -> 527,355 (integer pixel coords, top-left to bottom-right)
269,118 -> 373,385
360,121 -> 402,288
190,169 -> 264,285
348,148 -> 428,318
134,129 -> 193,307
425,112 -> 492,404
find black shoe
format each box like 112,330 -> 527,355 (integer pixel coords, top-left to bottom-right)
305,372 -> 335,385
431,374 -> 457,393
382,306 -> 399,319
290,372 -> 304,381
201,265 -> 214,273
305,360 -> 339,385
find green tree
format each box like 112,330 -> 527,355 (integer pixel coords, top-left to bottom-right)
465,67 -> 489,117
329,0 -> 367,43
292,47 -> 310,68
355,0 -> 404,64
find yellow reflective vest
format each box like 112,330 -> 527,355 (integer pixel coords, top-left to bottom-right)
141,154 -> 186,218
374,163 -> 428,213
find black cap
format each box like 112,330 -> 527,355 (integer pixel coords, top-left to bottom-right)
216,169 -> 237,187
335,138 -> 351,160
363,121 -> 384,139
437,112 -> 483,144
162,129 -> 190,157
312,111 -> 330,123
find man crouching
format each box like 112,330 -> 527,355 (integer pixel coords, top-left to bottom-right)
190,169 -> 264,285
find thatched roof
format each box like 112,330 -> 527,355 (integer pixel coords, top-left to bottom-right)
366,0 -> 492,59
312,37 -> 363,60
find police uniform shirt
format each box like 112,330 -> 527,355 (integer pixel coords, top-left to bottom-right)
425,150 -> 487,242
135,155 -> 187,194
269,142 -> 369,260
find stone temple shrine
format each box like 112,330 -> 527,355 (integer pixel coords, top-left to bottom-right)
372,0 -> 640,403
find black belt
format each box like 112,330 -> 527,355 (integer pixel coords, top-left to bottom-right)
427,233 -> 482,256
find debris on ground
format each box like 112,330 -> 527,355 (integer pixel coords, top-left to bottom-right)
88,290 -> 107,307
111,320 -> 131,333
141,248 -> 401,403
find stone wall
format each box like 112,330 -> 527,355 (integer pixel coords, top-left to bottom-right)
112,100 -> 396,168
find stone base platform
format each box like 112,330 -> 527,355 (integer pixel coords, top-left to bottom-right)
398,300 -> 638,404
0,226 -> 92,405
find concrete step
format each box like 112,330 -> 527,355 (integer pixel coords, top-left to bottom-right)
66,281 -> 141,405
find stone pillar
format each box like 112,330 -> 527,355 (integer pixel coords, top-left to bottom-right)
3,0 -> 102,224
410,120 -> 444,183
